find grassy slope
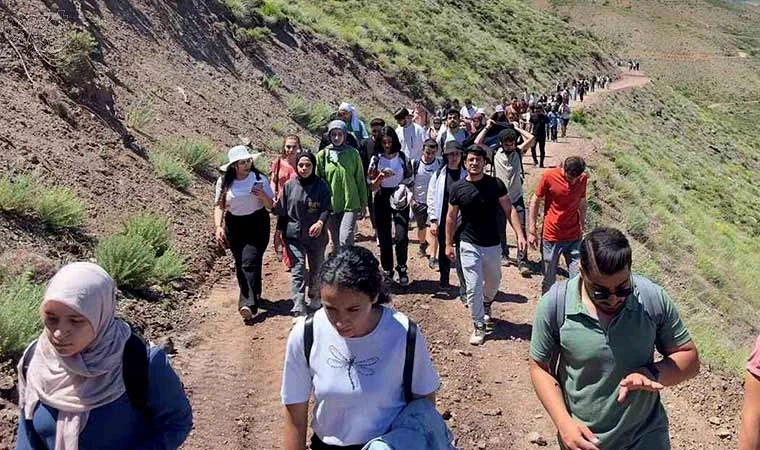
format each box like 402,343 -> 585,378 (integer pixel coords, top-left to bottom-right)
541,0 -> 760,374
221,0 -> 615,101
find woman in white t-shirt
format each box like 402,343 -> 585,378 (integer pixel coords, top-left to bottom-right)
281,246 -> 440,450
213,145 -> 274,321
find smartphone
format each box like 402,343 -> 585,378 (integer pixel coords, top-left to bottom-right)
382,168 -> 395,176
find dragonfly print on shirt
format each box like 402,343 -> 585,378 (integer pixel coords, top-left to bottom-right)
326,345 -> 380,390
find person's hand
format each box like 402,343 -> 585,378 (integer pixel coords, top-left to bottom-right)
445,244 -> 455,261
358,207 -> 368,220
557,417 -> 600,450
512,121 -> 521,129
429,222 -> 438,237
528,231 -> 539,249
215,226 -> 228,248
411,199 -> 418,209
517,235 -> 527,253
252,183 -> 267,199
617,371 -> 664,403
486,118 -> 495,129
308,221 -> 324,238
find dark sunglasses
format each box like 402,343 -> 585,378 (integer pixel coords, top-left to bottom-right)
590,285 -> 634,301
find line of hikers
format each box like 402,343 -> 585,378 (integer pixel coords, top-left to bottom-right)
11,96 -> 760,450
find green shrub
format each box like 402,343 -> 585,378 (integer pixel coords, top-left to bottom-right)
149,152 -> 192,189
123,212 -> 171,256
59,30 -> 96,77
571,109 -> 587,125
167,139 -> 220,172
233,26 -> 272,44
625,207 -> 649,241
0,273 -> 44,357
261,72 -> 282,91
126,101 -> 156,131
286,96 -> 333,134
33,186 -> 86,229
0,175 -> 32,212
152,248 -> 187,284
95,234 -> 156,289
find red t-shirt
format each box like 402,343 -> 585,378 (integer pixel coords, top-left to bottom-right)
270,158 -> 297,200
535,168 -> 587,242
748,335 -> 760,378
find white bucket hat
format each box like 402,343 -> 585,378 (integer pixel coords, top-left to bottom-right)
220,145 -> 253,171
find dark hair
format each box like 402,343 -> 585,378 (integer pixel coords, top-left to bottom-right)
423,138 -> 438,151
464,98 -> 472,104
564,156 -> 586,177
581,227 -> 632,276
374,126 -> 402,155
464,144 -> 486,159
446,108 -> 460,119
217,160 -> 261,210
491,111 -> 507,122
319,246 -> 391,304
370,118 -> 386,127
498,128 -> 518,143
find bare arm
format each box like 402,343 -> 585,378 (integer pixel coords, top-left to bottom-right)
445,204 -> 458,248
474,121 -> 491,149
740,371 -> 760,450
656,341 -> 700,387
514,125 -> 536,155
283,403 -> 309,450
529,360 -> 573,431
528,193 -> 541,237
214,205 -> 224,229
500,196 -> 526,243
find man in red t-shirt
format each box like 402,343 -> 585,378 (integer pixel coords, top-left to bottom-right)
528,157 -> 588,293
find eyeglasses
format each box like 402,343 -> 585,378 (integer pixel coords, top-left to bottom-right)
590,285 -> 634,301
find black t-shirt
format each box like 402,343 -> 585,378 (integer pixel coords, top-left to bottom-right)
449,174 -> 508,247
531,112 -> 547,135
358,138 -> 375,175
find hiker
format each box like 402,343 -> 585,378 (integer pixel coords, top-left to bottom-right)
368,127 -> 413,286
427,142 -> 467,300
412,140 -> 443,265
435,99 -> 451,120
529,227 -> 700,450
337,102 -> 369,144
559,101 -> 571,138
477,123 -> 534,275
530,103 -> 549,168
468,108 -> 486,136
15,262 -> 192,449
316,120 -> 368,249
214,145 -> 274,320
412,98 -> 430,128
446,145 -> 526,346
319,114 -> 360,151
460,98 -> 476,120
276,151 -> 332,320
528,156 -> 587,294
359,118 -> 385,234
271,135 -> 302,269
427,116 -> 443,142
578,82 -> 586,102
491,104 -> 507,123
281,246 -> 441,450
451,99 -> 461,113
394,107 -> 427,162
548,105 -> 559,142
740,335 -> 760,450
436,108 -> 467,151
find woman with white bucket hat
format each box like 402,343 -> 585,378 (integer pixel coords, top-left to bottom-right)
213,145 -> 274,321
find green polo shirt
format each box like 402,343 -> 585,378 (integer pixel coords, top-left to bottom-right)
530,275 -> 691,450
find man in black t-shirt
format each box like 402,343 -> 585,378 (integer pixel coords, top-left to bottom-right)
358,118 -> 385,233
446,145 -> 527,345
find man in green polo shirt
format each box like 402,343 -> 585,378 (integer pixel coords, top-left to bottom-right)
529,227 -> 700,450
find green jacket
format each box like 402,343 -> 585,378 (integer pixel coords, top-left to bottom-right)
316,146 -> 368,213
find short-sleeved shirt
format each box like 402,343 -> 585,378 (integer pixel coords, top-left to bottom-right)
449,175 -> 508,247
530,275 -> 692,450
748,336 -> 760,378
412,158 -> 442,204
281,307 -> 440,446
535,168 -> 587,242
492,149 -> 523,204
214,172 -> 273,216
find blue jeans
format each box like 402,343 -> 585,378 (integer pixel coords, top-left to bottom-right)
541,239 -> 581,294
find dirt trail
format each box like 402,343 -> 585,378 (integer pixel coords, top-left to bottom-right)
176,73 -> 731,449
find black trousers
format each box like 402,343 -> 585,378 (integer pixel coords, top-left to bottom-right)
531,136 -> 546,167
311,434 -> 365,450
225,209 -> 270,309
373,187 -> 409,272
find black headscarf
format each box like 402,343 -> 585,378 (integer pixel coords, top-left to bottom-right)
296,151 -> 318,186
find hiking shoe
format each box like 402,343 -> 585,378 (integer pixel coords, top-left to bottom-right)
429,257 -> 439,270
383,269 -> 395,284
519,264 -> 531,277
501,254 -> 510,266
433,283 -> 452,299
469,323 -> 486,346
397,266 -> 410,287
239,306 -> 254,321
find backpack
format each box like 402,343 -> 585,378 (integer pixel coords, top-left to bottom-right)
22,330 -> 151,412
303,314 -> 419,404
545,274 -> 665,376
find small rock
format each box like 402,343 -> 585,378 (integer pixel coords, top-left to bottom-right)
477,441 -> 486,449
441,409 -> 452,420
483,408 -> 502,416
708,416 -> 721,426
717,429 -> 731,439
528,432 -> 548,446
455,349 -> 472,357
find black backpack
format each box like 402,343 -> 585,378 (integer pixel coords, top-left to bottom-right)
22,331 -> 151,412
303,314 -> 418,403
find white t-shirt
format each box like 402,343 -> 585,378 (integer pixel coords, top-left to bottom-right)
281,306 -> 440,446
377,154 -> 405,188
493,149 -> 523,203
413,158 -> 442,204
214,172 -> 274,216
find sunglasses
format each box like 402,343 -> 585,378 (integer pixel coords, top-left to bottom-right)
590,285 -> 634,301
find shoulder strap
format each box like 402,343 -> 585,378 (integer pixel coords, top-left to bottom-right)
412,159 -> 420,176
547,280 -> 568,377
21,340 -> 38,381
303,314 -> 315,368
403,319 -> 417,404
632,274 -> 665,325
122,331 -> 150,412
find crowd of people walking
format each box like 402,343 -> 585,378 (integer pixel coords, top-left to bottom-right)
10,79 -> 760,450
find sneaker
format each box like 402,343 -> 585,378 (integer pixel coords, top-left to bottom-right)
383,269 -> 395,284
239,306 -> 254,321
428,257 -> 439,270
469,323 -> 486,345
501,254 -> 510,266
433,283 -> 452,299
397,266 -> 410,287
519,264 -> 531,277
417,244 -> 428,257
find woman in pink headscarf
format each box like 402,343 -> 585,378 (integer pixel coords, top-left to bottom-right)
15,262 -> 192,450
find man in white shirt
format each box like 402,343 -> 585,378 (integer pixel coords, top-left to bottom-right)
437,108 -> 468,152
460,98 -> 477,120
394,107 -> 427,162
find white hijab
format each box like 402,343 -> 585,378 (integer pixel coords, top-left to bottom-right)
338,102 -> 362,133
18,262 -> 132,450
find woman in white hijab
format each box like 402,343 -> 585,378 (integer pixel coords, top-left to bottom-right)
15,262 -> 192,450
337,102 -> 369,144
